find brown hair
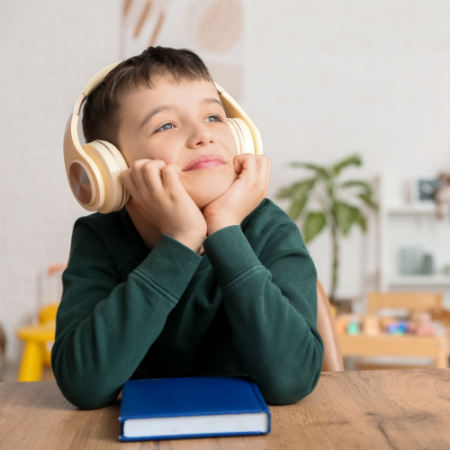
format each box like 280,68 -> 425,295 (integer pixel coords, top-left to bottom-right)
82,46 -> 213,148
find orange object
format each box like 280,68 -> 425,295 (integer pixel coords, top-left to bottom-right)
334,316 -> 349,335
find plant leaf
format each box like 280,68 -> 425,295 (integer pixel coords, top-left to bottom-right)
303,211 -> 327,243
276,178 -> 317,220
358,193 -> 378,211
287,162 -> 331,180
332,154 -> 362,175
333,201 -> 358,235
339,180 -> 373,197
355,209 -> 367,232
288,197 -> 308,221
275,178 -> 316,200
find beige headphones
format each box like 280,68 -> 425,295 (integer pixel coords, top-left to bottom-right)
64,61 -> 264,214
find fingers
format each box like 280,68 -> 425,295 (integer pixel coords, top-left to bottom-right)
119,159 -> 164,204
233,153 -> 257,174
134,159 -> 166,192
160,164 -> 183,190
119,169 -> 139,200
119,159 -> 185,205
234,154 -> 271,187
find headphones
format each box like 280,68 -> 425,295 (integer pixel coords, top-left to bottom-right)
63,61 -> 264,214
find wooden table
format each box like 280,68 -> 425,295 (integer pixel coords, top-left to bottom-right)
1,369 -> 450,449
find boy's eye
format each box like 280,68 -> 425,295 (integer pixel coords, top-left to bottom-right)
205,114 -> 222,123
157,123 -> 174,132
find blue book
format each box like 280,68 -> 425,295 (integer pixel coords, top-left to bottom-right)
119,375 -> 271,441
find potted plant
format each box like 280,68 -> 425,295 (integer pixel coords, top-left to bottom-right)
275,154 -> 378,304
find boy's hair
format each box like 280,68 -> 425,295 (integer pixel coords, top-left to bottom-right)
82,46 -> 213,148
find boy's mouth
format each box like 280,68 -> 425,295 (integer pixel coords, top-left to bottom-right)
184,154 -> 226,171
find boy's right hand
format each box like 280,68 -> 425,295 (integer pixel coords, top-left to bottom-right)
119,159 -> 207,253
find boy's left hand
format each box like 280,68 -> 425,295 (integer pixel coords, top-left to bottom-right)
202,153 -> 271,236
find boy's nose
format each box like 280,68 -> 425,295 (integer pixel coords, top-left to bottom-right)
187,123 -> 214,148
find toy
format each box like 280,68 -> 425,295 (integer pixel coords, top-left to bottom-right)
362,315 -> 380,336
386,322 -> 408,335
380,316 -> 396,332
408,311 -> 436,336
347,322 -> 360,335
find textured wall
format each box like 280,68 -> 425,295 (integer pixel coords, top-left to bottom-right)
2,0 -> 450,364
0,0 -> 121,364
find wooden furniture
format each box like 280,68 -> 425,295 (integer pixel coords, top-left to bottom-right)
316,280 -> 344,372
1,369 -> 450,449
367,291 -> 443,314
338,291 -> 449,369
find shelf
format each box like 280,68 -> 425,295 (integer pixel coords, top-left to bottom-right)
385,205 -> 442,215
388,276 -> 450,287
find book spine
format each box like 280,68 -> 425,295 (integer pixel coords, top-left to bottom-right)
248,380 -> 271,432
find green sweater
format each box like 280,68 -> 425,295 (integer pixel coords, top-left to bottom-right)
52,198 -> 324,410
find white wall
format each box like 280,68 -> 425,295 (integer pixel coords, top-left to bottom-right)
243,0 -> 450,306
2,0 -> 450,364
0,0 -> 121,364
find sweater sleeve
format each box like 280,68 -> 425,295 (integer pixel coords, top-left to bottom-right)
51,221 -> 202,410
202,221 -> 324,405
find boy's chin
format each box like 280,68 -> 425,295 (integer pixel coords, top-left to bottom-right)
188,183 -> 232,210
183,169 -> 238,210
191,190 -> 226,211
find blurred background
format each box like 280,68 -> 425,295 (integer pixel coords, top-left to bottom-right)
2,0 -> 450,380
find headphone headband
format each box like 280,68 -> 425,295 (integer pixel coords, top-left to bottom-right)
73,62 -> 122,115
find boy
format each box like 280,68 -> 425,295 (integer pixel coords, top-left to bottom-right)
52,46 -> 324,410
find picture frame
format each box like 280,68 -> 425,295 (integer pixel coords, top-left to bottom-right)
412,177 -> 441,204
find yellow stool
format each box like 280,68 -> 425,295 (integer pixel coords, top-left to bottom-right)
16,320 -> 56,382
16,263 -> 65,381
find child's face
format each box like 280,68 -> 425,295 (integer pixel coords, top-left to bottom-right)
117,75 -> 239,210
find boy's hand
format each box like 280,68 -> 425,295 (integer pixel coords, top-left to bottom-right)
119,159 -> 207,253
202,154 -> 272,236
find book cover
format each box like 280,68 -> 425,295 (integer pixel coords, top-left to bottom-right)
119,375 -> 271,441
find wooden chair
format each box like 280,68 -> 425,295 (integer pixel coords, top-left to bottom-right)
317,280 -> 344,372
339,291 -> 449,370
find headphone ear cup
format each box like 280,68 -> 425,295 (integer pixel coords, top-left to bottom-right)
82,140 -> 130,213
227,118 -> 256,155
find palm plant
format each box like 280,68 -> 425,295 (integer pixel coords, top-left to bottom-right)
275,154 -> 378,304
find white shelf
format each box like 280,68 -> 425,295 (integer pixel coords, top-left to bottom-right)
379,175 -> 450,303
386,205 -> 440,215
388,275 -> 450,287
